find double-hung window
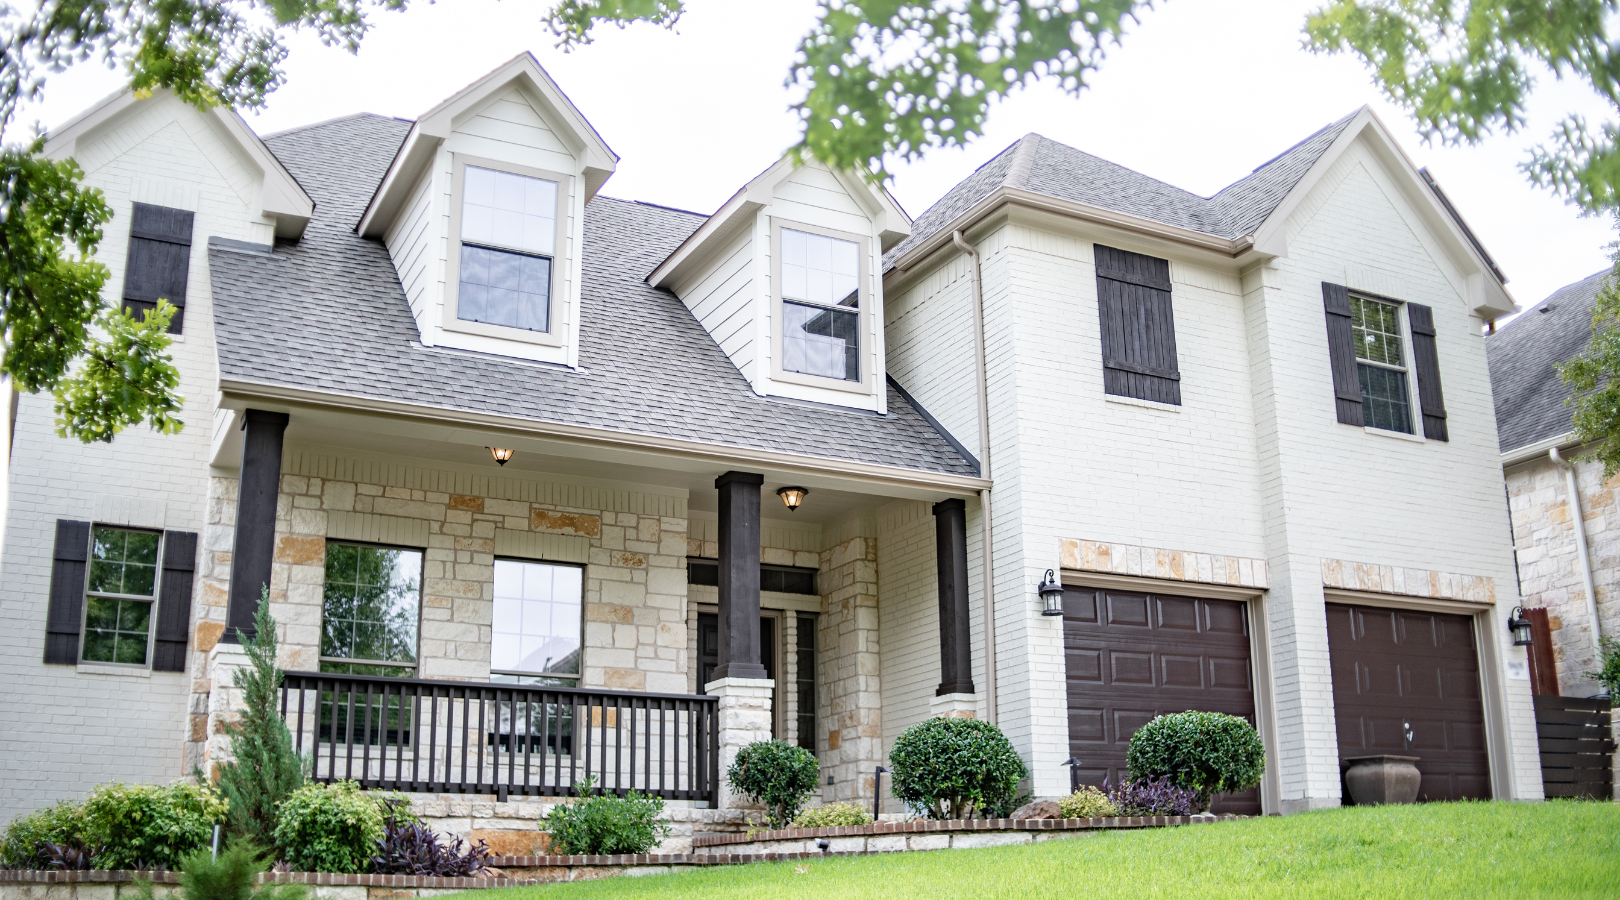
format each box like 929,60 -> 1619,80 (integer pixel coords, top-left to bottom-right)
490,559 -> 583,685
82,527 -> 160,666
320,542 -> 422,677
779,226 -> 863,383
1349,295 -> 1413,434
453,164 -> 561,334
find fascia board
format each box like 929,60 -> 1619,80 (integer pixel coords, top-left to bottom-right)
219,379 -> 994,495
1500,432 -> 1576,469
41,89 -> 139,158
1250,106 -> 1374,258
211,107 -> 315,237
646,190 -> 760,289
357,124 -> 437,238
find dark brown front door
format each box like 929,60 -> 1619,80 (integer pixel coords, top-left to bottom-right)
1062,587 -> 1260,815
1325,603 -> 1491,801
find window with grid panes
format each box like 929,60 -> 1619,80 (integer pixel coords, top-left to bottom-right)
1350,295 -> 1413,434
780,227 -> 860,381
490,559 -> 583,685
82,527 -> 160,665
456,166 -> 558,333
320,542 -> 422,676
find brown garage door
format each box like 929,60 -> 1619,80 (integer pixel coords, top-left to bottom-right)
1326,603 -> 1490,801
1063,587 -> 1260,815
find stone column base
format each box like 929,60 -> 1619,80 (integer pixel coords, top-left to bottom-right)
706,677 -> 775,810
202,642 -> 252,779
931,692 -> 979,719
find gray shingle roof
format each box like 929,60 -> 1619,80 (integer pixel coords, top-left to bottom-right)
1486,269 -> 1613,453
884,112 -> 1357,267
209,113 -> 978,478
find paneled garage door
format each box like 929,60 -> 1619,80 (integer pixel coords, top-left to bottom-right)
1326,603 -> 1491,801
1062,587 -> 1261,815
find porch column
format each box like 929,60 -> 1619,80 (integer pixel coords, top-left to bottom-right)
224,409 -> 288,643
933,499 -> 976,697
712,470 -> 767,680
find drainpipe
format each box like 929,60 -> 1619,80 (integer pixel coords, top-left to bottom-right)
952,230 -> 996,725
1550,446 -> 1603,659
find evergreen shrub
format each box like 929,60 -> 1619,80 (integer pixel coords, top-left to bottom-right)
541,778 -> 671,855
1126,711 -> 1265,810
217,600 -> 305,846
79,782 -> 227,870
272,782 -> 392,873
888,717 -> 1027,819
725,740 -> 820,829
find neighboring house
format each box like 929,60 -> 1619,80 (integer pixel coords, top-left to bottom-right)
1489,269 -> 1617,697
0,52 -> 1537,825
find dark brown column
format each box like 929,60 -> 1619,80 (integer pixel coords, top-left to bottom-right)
712,470 -> 767,681
225,409 -> 289,643
934,498 -> 975,695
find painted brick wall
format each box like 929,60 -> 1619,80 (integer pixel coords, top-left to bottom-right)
0,92 -> 278,821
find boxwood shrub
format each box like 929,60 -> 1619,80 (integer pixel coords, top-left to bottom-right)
273,781 -> 393,873
888,717 -> 1027,819
726,740 -> 820,829
1126,711 -> 1264,809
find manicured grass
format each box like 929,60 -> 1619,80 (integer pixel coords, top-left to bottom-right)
463,801 -> 1620,900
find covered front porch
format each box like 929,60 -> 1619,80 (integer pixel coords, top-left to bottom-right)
194,400 -> 992,813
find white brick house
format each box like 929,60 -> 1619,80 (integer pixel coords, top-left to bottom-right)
1,53 -> 1538,826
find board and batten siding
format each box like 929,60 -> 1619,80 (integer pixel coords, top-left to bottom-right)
0,91 -> 278,820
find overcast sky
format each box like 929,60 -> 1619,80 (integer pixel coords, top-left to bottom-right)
20,0 -> 1614,307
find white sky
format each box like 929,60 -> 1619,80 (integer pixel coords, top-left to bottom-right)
19,0 -> 1615,307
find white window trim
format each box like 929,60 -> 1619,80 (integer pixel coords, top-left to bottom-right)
442,154 -> 573,348
769,219 -> 876,397
488,556 -> 585,683
79,525 -> 163,671
1351,292 -> 1420,436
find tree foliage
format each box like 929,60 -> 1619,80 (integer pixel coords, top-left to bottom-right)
1305,0 -> 1620,215
546,0 -> 1147,180
216,600 -> 306,849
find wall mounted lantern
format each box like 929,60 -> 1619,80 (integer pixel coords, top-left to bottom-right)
1508,606 -> 1534,647
488,447 -> 514,466
777,486 -> 809,511
1039,569 -> 1065,616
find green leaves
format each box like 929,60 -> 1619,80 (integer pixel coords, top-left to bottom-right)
1305,0 -> 1620,215
1125,710 -> 1265,803
541,777 -> 672,855
887,716 -> 1027,820
1558,256 -> 1620,475
53,300 -> 186,443
725,739 -> 820,829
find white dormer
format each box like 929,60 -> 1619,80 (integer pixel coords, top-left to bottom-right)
649,158 -> 911,412
359,54 -> 618,366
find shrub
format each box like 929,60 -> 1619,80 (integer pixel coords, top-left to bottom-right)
126,842 -> 308,900
371,799 -> 491,877
725,740 -> 820,829
1588,636 -> 1620,697
1,800 -> 87,868
80,781 -> 228,870
273,782 -> 392,873
541,778 -> 672,856
217,601 -> 305,847
888,718 -> 1027,820
1106,777 -> 1202,817
1057,786 -> 1118,819
791,802 -> 873,829
1126,711 -> 1265,809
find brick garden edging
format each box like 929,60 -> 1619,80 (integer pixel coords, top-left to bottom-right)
692,814 -> 1247,849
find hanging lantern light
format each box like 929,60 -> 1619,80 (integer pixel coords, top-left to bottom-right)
1039,569 -> 1065,616
488,447 -> 514,466
776,486 -> 809,511
1507,606 -> 1534,647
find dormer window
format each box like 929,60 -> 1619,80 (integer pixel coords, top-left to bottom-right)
444,156 -> 572,347
772,221 -> 871,392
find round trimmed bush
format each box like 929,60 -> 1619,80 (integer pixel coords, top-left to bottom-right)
726,740 -> 819,829
273,781 -> 389,873
791,802 -> 872,829
888,717 -> 1027,820
1126,711 -> 1265,809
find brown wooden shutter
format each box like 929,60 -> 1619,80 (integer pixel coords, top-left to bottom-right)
1095,244 -> 1180,405
44,519 -> 91,664
122,203 -> 194,334
152,530 -> 198,672
1322,282 -> 1364,426
1406,302 -> 1449,441
1523,607 -> 1560,696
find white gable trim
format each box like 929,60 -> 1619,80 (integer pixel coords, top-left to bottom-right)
43,88 -> 315,239
1250,107 -> 1515,320
358,53 -> 617,239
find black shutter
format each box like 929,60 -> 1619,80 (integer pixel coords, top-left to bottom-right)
152,530 -> 199,672
1406,303 -> 1449,441
122,203 -> 194,334
44,519 -> 91,664
1095,244 -> 1181,405
1322,282 -> 1365,426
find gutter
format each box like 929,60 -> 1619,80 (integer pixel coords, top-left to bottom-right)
952,230 -> 997,725
216,380 -> 992,495
1500,432 -> 1574,469
1549,446 -> 1604,657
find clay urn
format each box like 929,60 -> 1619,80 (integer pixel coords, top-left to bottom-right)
1343,755 -> 1421,805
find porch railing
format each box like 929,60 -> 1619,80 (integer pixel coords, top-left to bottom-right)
278,671 -> 719,803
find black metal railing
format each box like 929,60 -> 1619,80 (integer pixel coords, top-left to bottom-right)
279,671 -> 719,803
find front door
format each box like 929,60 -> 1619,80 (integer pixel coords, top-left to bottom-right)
697,612 -> 776,737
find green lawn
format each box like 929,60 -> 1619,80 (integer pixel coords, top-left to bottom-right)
466,801 -> 1620,900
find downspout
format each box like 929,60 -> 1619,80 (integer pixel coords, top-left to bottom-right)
952,230 -> 996,724
1550,446 -> 1603,659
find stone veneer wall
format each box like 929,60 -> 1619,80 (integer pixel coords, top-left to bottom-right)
816,512 -> 882,804
188,447 -> 689,774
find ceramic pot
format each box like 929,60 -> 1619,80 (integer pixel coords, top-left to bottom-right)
1343,755 -> 1421,805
